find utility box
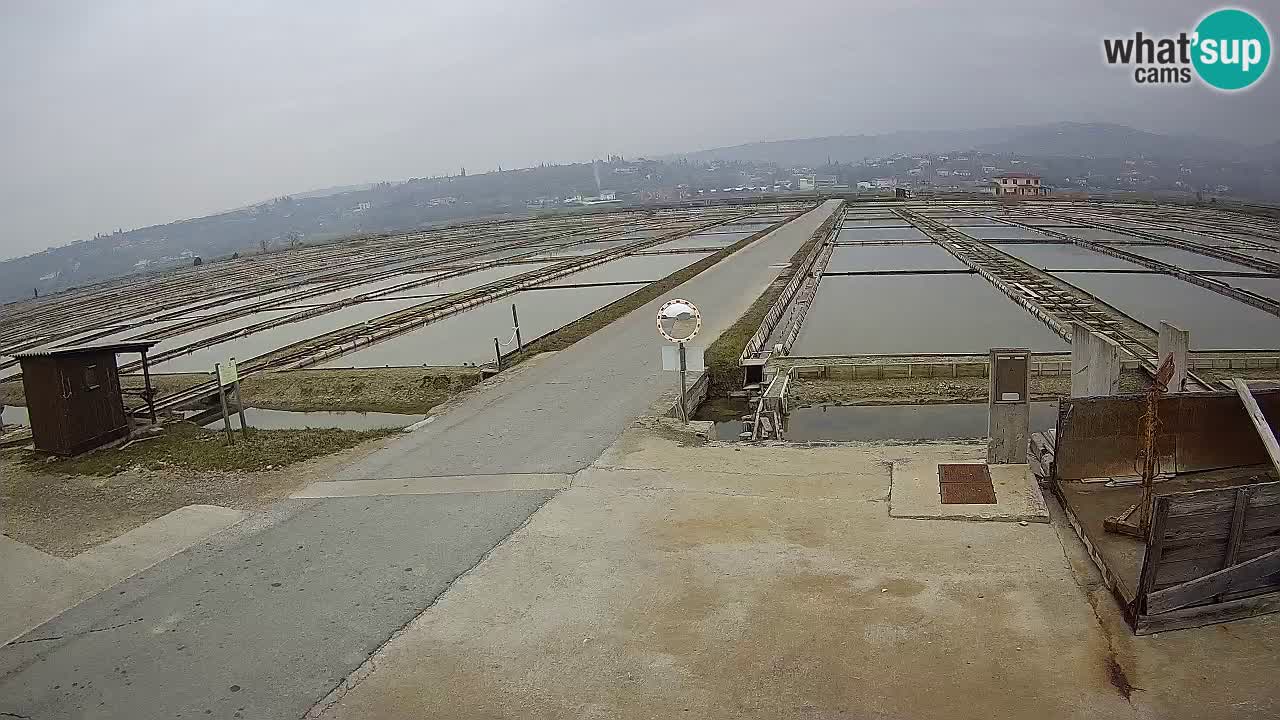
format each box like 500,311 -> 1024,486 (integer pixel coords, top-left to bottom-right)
988,347 -> 1030,464
15,341 -> 159,456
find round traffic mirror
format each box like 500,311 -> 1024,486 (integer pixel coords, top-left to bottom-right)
657,298 -> 701,343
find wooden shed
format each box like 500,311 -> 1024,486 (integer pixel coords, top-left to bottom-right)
15,341 -> 159,456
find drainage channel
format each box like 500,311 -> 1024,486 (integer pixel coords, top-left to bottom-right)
701,400 -> 1059,443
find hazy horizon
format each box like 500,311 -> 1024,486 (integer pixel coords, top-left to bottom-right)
3,0 -> 1279,261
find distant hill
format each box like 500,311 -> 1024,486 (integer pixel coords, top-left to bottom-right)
666,122 -> 1254,166
2,121 -> 1274,306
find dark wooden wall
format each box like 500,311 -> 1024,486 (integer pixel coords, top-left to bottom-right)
1136,482 -> 1280,633
20,350 -> 129,456
1055,390 -> 1280,481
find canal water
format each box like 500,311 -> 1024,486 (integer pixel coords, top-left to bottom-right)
525,239 -> 638,260
792,274 -> 1069,356
155,301 -> 424,372
826,243 -> 967,272
545,252 -> 712,286
837,227 -> 927,242
961,226 -> 1055,241
704,401 -> 1059,442
934,217 -> 1004,226
842,218 -> 910,227
1226,276 -> 1280,303
376,263 -> 555,300
652,233 -> 744,250
1055,227 -> 1151,243
1055,271 -> 1280,349
989,242 -> 1141,271
1103,243 -> 1261,273
318,282 -> 642,368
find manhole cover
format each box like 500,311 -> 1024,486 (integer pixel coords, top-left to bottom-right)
939,464 -> 991,484
938,463 -> 997,505
940,482 -> 998,504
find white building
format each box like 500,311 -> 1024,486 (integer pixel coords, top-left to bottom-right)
993,173 -> 1047,197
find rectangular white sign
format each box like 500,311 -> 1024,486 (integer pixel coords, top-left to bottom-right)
661,345 -> 705,372
216,357 -> 239,387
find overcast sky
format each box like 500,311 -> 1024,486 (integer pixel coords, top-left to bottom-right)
2,0 -> 1278,260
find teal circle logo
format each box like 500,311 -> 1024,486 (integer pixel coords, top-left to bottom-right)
1193,8 -> 1271,90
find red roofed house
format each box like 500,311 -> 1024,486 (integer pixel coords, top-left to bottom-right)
993,172 -> 1047,197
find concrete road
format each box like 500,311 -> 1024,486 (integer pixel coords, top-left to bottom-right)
0,200 -> 841,720
0,493 -> 555,719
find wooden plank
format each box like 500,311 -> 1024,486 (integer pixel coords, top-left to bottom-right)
1163,505 -> 1280,542
1052,479 -> 1137,606
1154,556 -> 1234,589
1233,378 -> 1280,479
1136,591 -> 1280,635
1163,480 -> 1280,517
1224,488 -> 1250,569
1136,498 -> 1171,614
1146,547 -> 1280,614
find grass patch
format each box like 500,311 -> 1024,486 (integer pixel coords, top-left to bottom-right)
237,367 -> 481,414
3,367 -> 482,415
504,212 -> 804,365
703,212 -> 839,395
22,422 -> 397,477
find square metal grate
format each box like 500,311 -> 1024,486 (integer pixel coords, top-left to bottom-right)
938,463 -> 997,504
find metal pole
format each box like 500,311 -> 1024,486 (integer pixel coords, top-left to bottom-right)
494,337 -> 502,370
512,303 -> 522,350
678,342 -> 688,422
141,348 -> 157,424
215,363 -> 234,445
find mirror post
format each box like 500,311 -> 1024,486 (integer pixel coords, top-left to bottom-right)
678,341 -> 688,421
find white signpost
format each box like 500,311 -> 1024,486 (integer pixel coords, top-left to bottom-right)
213,357 -> 248,444
657,298 -> 702,421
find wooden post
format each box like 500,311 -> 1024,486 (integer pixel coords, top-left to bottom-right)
233,385 -> 249,439
512,304 -> 522,350
215,363 -> 234,446
230,357 -> 248,439
494,337 -> 502,370
1233,378 -> 1280,478
140,348 -> 157,424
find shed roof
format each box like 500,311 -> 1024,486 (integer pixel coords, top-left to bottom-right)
14,340 -> 160,359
